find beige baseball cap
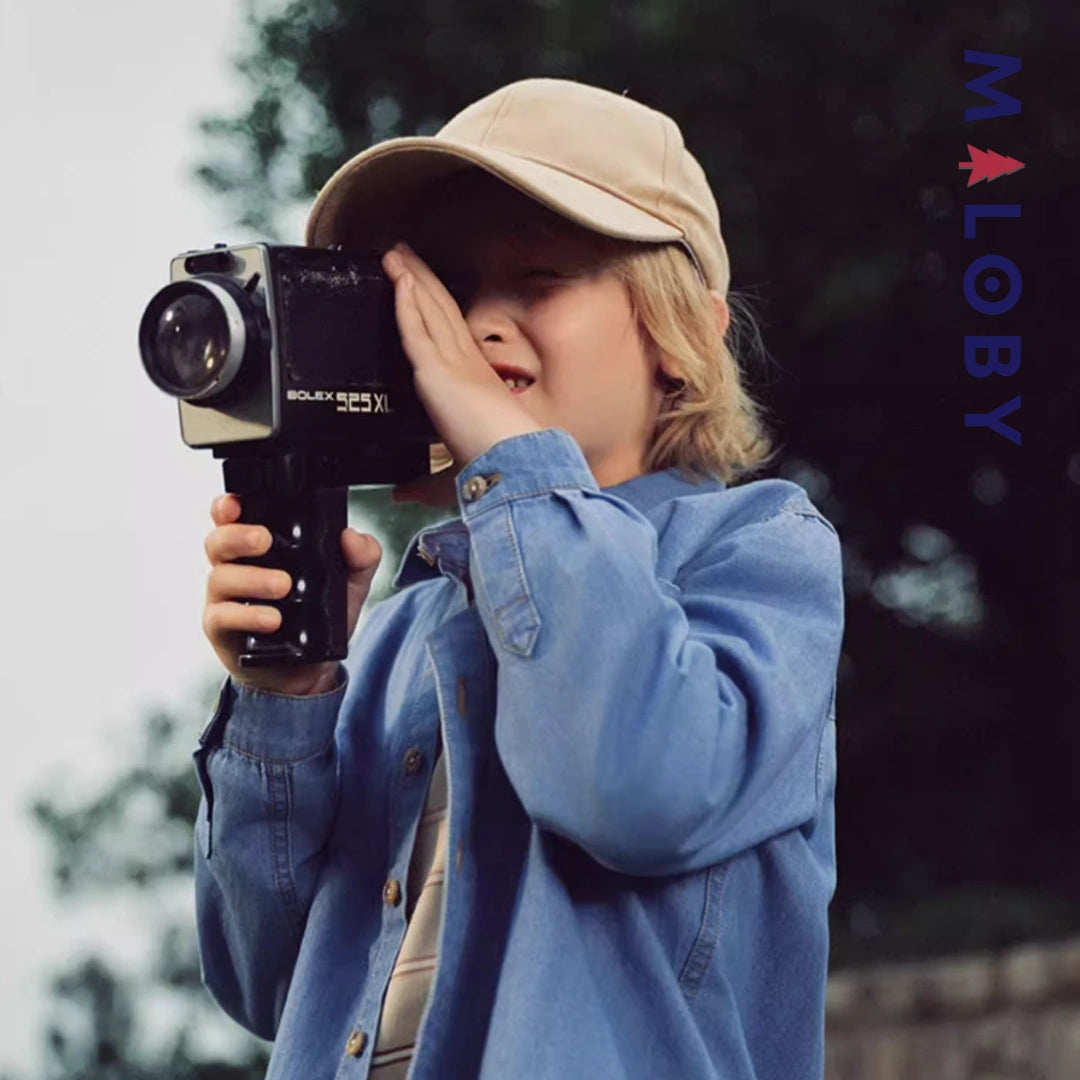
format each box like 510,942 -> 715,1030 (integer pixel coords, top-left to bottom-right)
304,77 -> 730,296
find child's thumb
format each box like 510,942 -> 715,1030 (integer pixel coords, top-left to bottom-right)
342,528 -> 382,573
341,529 -> 383,635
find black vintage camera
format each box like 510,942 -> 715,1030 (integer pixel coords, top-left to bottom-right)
139,242 -> 439,669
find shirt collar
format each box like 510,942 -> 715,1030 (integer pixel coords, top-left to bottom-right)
604,463 -> 725,515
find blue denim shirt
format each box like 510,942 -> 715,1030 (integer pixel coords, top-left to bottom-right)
192,427 -> 844,1079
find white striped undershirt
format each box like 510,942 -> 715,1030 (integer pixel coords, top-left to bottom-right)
370,740 -> 449,1076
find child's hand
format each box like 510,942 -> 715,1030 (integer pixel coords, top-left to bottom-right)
202,493 -> 382,695
381,242 -> 543,469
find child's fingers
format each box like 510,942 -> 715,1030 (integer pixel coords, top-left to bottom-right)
394,250 -> 476,363
211,493 -> 241,526
393,243 -> 457,311
394,271 -> 435,363
403,272 -> 464,360
342,528 -> 382,572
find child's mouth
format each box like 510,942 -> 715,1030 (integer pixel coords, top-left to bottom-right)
501,376 -> 534,395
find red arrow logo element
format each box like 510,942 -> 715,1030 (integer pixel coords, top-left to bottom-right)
958,145 -> 1026,187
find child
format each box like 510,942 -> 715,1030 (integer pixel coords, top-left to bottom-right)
195,78 -> 845,1080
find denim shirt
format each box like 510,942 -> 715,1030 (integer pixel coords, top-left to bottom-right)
192,427 -> 845,1080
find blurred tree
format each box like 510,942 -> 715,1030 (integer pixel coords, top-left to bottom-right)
26,696 -> 271,1079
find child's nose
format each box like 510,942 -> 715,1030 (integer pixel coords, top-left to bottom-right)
461,292 -> 521,343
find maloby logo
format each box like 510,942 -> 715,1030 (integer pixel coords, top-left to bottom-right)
958,145 -> 1025,187
960,50 -> 1023,447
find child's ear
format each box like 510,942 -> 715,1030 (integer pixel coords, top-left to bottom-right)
649,350 -> 679,392
710,291 -> 731,340
654,357 -> 686,395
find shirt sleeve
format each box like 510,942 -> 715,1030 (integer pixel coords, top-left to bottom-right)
191,663 -> 348,1039
456,427 -> 845,877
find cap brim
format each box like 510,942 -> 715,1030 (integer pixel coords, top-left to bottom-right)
304,136 -> 686,250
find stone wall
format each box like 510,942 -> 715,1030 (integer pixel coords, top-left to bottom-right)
825,937 -> 1080,1079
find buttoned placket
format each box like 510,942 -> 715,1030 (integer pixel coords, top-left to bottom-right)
406,604 -> 495,1075
344,1028 -> 366,1058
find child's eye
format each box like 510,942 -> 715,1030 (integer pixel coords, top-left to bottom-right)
522,268 -> 565,281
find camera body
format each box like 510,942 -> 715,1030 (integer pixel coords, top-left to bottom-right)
139,242 -> 441,668
142,242 -> 436,472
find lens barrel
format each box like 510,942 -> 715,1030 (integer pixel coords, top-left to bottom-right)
139,276 -> 253,400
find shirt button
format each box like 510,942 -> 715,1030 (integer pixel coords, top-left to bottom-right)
463,475 -> 488,500
402,747 -> 424,775
462,472 -> 501,501
345,1029 -> 367,1057
383,878 -> 402,906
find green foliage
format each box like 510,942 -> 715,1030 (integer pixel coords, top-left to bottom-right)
27,687 -> 271,1079
42,955 -> 264,1079
29,710 -> 201,898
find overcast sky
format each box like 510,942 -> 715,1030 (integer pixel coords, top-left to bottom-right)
0,1 -> 344,1072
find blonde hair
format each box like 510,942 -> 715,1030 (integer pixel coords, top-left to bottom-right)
384,170 -> 782,487
608,241 -> 782,486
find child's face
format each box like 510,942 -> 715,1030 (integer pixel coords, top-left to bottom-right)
391,171 -> 666,487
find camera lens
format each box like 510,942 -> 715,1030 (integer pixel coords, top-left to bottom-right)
154,292 -> 230,393
139,277 -> 250,401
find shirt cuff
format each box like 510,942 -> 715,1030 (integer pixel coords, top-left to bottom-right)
197,663 -> 349,763
454,428 -> 598,517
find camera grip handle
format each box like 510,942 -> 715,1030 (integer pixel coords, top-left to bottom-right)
223,453 -> 348,668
